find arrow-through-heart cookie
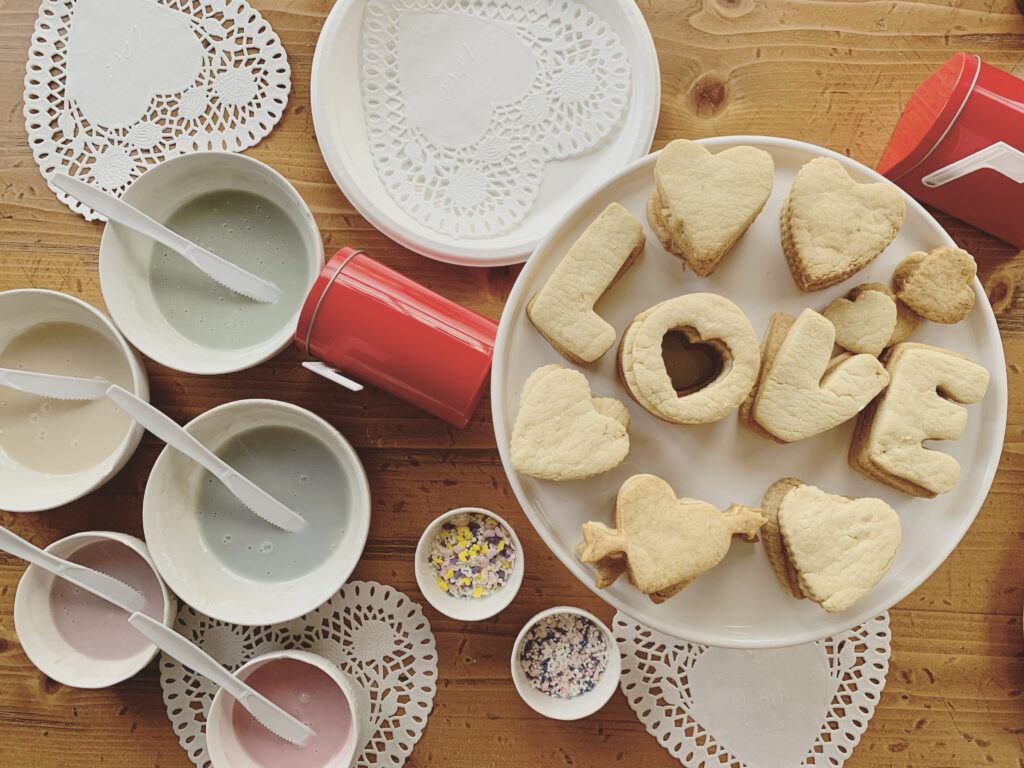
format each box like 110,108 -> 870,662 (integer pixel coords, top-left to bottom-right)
739,308 -> 890,443
527,203 -> 646,364
761,478 -> 901,613
782,157 -> 906,292
849,342 -> 989,497
647,139 -> 774,277
892,246 -> 977,324
510,364 -> 630,481
577,474 -> 765,601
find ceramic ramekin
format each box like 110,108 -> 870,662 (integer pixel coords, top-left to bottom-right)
415,507 -> 523,621
142,399 -> 370,626
207,650 -> 370,768
0,289 -> 148,512
98,151 -> 323,375
13,531 -> 174,688
510,606 -> 620,720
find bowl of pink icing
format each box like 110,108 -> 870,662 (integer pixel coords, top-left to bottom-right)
206,649 -> 370,768
13,530 -> 174,688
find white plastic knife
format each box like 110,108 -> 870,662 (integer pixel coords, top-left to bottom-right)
0,369 -> 307,533
128,613 -> 315,746
0,526 -> 146,613
50,173 -> 281,304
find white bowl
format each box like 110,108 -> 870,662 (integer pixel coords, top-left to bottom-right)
142,399 -> 370,626
98,152 -> 323,375
207,650 -> 371,768
13,531 -> 174,688
414,507 -> 523,621
510,606 -> 620,720
0,289 -> 148,512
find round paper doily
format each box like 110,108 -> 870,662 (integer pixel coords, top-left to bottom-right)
24,0 -> 290,220
614,611 -> 891,768
159,581 -> 437,768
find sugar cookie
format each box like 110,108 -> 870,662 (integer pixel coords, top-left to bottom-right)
740,308 -> 890,443
849,342 -> 989,497
782,157 -> 905,292
510,364 -> 630,481
892,246 -> 977,324
647,139 -> 774,277
847,282 -> 921,346
527,203 -> 646,363
823,287 -> 897,356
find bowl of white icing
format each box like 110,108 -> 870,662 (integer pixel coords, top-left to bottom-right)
98,152 -> 323,375
142,399 -> 371,625
0,289 -> 148,512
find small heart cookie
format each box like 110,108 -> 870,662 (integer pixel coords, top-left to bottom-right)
847,282 -> 921,346
648,140 -> 774,277
510,364 -> 629,481
823,287 -> 897,356
578,474 -> 765,598
892,246 -> 977,324
782,157 -> 906,292
775,481 -> 901,614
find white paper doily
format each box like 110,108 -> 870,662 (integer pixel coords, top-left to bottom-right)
614,611 -> 891,768
24,0 -> 291,220
159,581 -> 437,768
360,0 -> 631,239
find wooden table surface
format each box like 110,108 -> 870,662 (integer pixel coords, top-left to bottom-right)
2,0 -> 1024,765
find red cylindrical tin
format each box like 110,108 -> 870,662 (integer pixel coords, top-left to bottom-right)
878,52 -> 1024,249
295,248 -> 497,428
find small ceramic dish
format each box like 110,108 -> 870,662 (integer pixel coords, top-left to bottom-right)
13,531 -> 174,688
0,289 -> 148,512
414,507 -> 524,621
98,151 -> 323,375
510,606 -> 620,720
207,649 -> 370,768
143,399 -> 370,626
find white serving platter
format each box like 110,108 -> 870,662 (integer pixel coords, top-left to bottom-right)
492,136 -> 1007,648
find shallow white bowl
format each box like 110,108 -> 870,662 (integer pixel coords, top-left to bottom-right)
414,507 -> 524,621
207,649 -> 370,768
98,152 -> 323,375
0,289 -> 148,512
510,606 -> 620,720
13,531 -> 174,688
142,399 -> 370,626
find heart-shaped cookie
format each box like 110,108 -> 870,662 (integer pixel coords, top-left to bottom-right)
578,474 -> 765,596
782,157 -> 905,292
510,364 -> 629,481
823,288 -> 897,356
893,246 -> 976,324
648,140 -> 774,276
848,282 -> 921,346
778,483 -> 900,613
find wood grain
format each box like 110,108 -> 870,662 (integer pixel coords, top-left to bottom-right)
2,0 -> 1024,765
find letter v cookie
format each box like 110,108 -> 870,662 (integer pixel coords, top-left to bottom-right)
849,342 -> 989,497
739,308 -> 890,443
527,203 -> 645,364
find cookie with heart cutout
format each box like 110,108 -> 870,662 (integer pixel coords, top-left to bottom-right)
510,364 -> 630,481
781,157 -> 906,292
892,246 -> 977,324
577,474 -> 765,601
739,308 -> 890,443
618,293 -> 760,424
849,342 -> 989,497
823,286 -> 898,356
764,479 -> 901,614
647,139 -> 774,277
527,203 -> 646,364
846,282 -> 921,347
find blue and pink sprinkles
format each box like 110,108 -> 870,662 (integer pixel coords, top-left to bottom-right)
428,512 -> 515,599
518,613 -> 608,698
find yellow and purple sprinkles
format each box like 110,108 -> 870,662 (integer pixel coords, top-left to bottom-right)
429,512 -> 515,599
518,613 -> 608,698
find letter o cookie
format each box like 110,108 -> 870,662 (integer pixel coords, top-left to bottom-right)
618,293 -> 760,424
